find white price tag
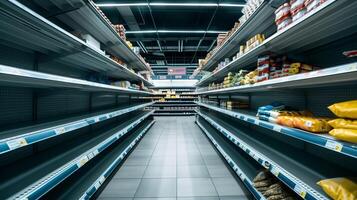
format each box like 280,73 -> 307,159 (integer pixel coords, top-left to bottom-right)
55,127 -> 66,135
271,166 -> 280,176
325,140 -> 343,152
294,185 -> 307,199
92,149 -> 99,156
94,182 -> 101,189
273,125 -> 282,132
254,119 -> 260,125
98,176 -> 106,184
7,138 -> 28,150
77,156 -> 89,167
94,117 -> 100,123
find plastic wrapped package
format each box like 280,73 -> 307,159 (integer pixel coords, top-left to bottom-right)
328,119 -> 357,130
305,0 -> 320,12
290,0 -> 305,15
293,117 -> 332,132
328,100 -> 357,119
277,16 -> 292,30
317,178 -> 357,200
275,3 -> 291,22
329,129 -> 357,143
292,8 -> 307,21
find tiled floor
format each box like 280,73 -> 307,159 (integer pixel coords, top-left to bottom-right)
98,116 -> 249,200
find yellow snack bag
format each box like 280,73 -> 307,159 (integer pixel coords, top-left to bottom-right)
317,178 -> 357,200
328,100 -> 357,119
329,129 -> 357,143
328,119 -> 357,130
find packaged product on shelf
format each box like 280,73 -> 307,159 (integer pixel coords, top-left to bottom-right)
226,101 -> 249,110
328,100 -> 357,119
253,170 -> 298,199
328,119 -> 357,130
329,129 -> 357,143
292,117 -> 332,133
275,3 -> 292,30
290,0 -> 305,15
305,0 -> 321,13
317,178 -> 357,200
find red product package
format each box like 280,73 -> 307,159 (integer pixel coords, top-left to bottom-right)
275,3 -> 291,22
290,0 -> 305,15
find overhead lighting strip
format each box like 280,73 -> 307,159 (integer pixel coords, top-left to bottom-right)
126,30 -> 227,34
97,2 -> 245,7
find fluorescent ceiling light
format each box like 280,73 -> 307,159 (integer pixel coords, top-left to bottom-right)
96,2 -> 244,7
126,30 -> 227,34
97,3 -> 148,7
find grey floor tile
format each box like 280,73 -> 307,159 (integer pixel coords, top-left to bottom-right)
149,156 -> 176,166
124,155 -> 151,166
212,178 -> 245,196
178,197 -> 219,200
131,149 -> 154,157
177,178 -> 218,197
177,165 -> 210,178
134,198 -> 176,200
135,178 -> 177,197
100,179 -> 141,198
114,165 -> 147,179
206,165 -> 234,178
177,155 -> 205,166
219,196 -> 249,200
143,165 -> 176,178
98,198 -> 132,200
203,155 -> 225,165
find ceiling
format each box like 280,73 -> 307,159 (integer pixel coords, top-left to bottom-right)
95,0 -> 245,76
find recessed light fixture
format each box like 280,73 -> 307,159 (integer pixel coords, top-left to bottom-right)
126,30 -> 227,34
97,2 -> 244,8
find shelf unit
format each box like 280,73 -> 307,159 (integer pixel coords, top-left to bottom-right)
0,0 -> 155,199
197,0 -> 357,86
41,119 -> 155,200
202,0 -> 275,71
196,102 -> 357,158
26,0 -> 151,72
196,118 -> 265,200
194,0 -> 357,199
149,88 -> 198,116
0,0 -> 153,86
197,62 -> 357,95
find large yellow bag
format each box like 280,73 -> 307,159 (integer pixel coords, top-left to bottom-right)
328,100 -> 357,119
317,178 -> 357,200
328,119 -> 357,130
329,129 -> 357,143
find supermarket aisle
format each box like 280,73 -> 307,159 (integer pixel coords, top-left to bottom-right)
98,116 -> 249,200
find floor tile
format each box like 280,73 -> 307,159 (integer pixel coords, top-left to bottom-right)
124,155 -> 151,166
149,156 -> 176,166
177,178 -> 218,197
100,179 -> 141,198
212,178 -> 245,196
143,165 -> 176,178
219,196 -> 249,200
206,165 -> 234,178
114,165 -> 147,179
135,178 -> 177,198
178,197 -> 219,200
177,165 -> 210,178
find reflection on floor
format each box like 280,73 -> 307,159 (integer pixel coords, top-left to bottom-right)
98,116 -> 249,200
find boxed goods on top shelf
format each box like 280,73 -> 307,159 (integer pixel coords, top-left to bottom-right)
202,0 -> 264,67
114,24 -> 126,41
201,98 -> 249,110
253,170 -> 298,200
206,54 -> 320,91
275,0 -> 328,31
210,33 -> 266,74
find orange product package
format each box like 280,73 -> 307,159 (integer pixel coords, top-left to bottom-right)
329,129 -> 357,143
293,117 -> 332,133
328,119 -> 357,130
